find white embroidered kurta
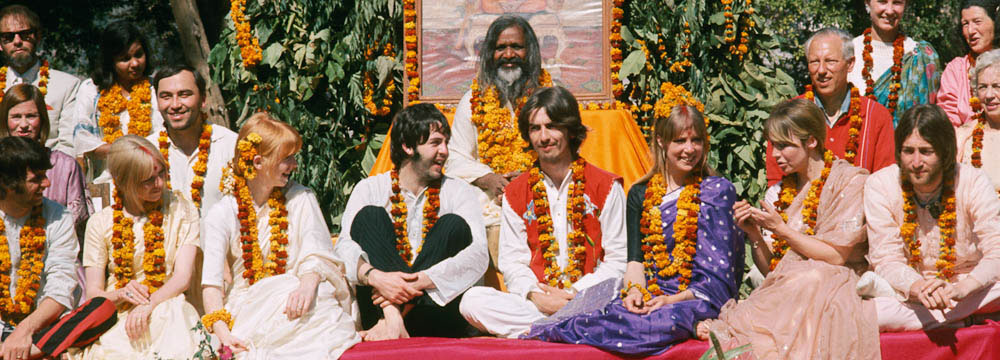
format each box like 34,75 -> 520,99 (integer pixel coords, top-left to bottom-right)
75,191 -> 202,359
145,124 -> 237,216
334,173 -> 488,306
0,198 -> 78,322
72,78 -> 165,188
445,89 -> 512,227
847,36 -> 919,97
3,61 -> 81,155
203,182 -> 359,359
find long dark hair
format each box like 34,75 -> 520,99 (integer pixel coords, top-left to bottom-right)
477,15 -> 542,105
92,21 -> 153,91
895,105 -> 957,181
958,0 -> 1000,55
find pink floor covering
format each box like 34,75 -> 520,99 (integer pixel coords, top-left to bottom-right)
340,320 -> 1000,359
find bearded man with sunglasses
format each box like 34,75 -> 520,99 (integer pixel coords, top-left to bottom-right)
0,5 -> 81,155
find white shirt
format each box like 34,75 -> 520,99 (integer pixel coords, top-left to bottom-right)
498,169 -> 627,299
4,61 -> 81,154
0,199 -> 79,315
145,124 -> 237,217
444,89 -> 510,227
847,35 -> 918,96
334,173 -> 488,306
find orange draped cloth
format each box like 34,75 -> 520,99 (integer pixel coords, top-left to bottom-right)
368,109 -> 651,190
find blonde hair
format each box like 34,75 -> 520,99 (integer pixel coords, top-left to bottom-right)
107,135 -> 167,211
764,98 -> 827,154
637,105 -> 711,184
235,112 -> 302,174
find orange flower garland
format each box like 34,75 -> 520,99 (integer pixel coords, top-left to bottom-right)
532,158 -> 587,289
610,0 -> 624,97
97,79 -> 152,144
900,177 -> 957,280
0,205 -> 46,325
363,43 -> 396,116
158,124 -> 213,208
639,172 -> 702,297
861,28 -> 905,116
804,84 -> 864,165
670,20 -> 693,73
110,190 -> 167,294
769,150 -> 834,270
388,170 -> 441,266
232,133 -> 290,284
722,0 -> 736,44
970,96 -> 986,168
469,70 -> 552,174
0,60 -> 49,103
403,0 -> 419,102
230,0 -> 262,68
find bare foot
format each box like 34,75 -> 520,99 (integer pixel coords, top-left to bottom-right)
695,321 -> 711,340
360,318 -> 410,341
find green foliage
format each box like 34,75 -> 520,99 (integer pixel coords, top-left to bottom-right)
209,0 -> 401,230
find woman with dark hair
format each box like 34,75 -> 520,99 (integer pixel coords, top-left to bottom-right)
697,99 -> 879,359
520,101 -> 744,356
847,0 -> 940,126
0,83 -> 92,232
938,0 -> 1000,126
71,20 -> 163,196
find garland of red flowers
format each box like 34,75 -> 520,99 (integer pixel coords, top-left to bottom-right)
862,28 -> 905,116
769,150 -> 834,270
110,190 -> 167,293
0,60 -> 49,103
0,205 -> 46,325
233,133 -> 290,284
970,96 -> 986,168
158,124 -> 213,208
389,170 -> 440,266
804,84 -> 863,165
533,157 -> 587,289
639,172 -> 701,296
900,177 -> 957,280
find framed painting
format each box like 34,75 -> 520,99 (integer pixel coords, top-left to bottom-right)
412,0 -> 614,105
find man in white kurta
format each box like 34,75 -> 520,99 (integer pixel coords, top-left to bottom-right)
865,104 -> 1000,332
459,86 -> 627,338
0,6 -> 81,155
145,64 -> 236,215
0,136 -> 116,359
335,103 -> 488,340
446,15 -> 547,261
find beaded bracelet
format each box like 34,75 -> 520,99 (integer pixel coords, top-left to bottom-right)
201,309 -> 234,333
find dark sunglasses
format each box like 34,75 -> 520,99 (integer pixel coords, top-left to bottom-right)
0,29 -> 36,43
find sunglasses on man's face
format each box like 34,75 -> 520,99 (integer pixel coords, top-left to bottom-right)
0,29 -> 36,44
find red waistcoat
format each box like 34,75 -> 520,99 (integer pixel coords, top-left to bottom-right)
504,161 -> 622,283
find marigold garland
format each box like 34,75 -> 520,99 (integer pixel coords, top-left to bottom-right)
639,172 -> 701,297
769,150 -> 834,270
403,0 -> 419,101
469,70 -> 551,174
110,191 -> 167,294
158,124 -> 213,208
230,0 -> 262,68
610,0 -> 625,96
364,43 -> 396,116
0,205 -> 46,326
862,28 -> 904,116
900,176 -> 957,280
670,19 -> 694,73
804,84 -> 863,165
389,170 -> 440,266
532,158 -> 588,289
653,83 -> 707,141
97,79 -> 152,144
619,280 -> 652,302
232,133 -> 290,285
0,60 -> 49,103
970,96 -> 986,168
201,309 -> 234,333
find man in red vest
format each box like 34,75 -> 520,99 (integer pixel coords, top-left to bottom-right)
459,86 -> 627,338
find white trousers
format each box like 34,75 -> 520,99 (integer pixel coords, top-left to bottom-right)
875,281 -> 1000,332
459,286 -> 545,338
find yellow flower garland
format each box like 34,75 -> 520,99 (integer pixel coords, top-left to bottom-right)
0,60 -> 49,103
389,170 -> 440,266
230,0 -> 262,68
532,158 -> 588,289
403,0 -> 419,102
110,191 -> 167,293
232,133 -> 290,285
900,176 -> 958,280
469,70 -> 552,174
0,205 -> 46,325
610,0 -> 624,97
97,79 -> 152,144
769,150 -> 834,270
158,124 -> 213,208
639,172 -> 701,296
201,309 -> 234,333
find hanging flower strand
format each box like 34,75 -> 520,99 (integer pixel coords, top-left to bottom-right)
403,0 -> 419,102
230,0 -> 262,68
610,0 -> 625,97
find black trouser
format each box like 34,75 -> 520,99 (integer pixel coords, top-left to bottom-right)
351,205 -> 473,337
